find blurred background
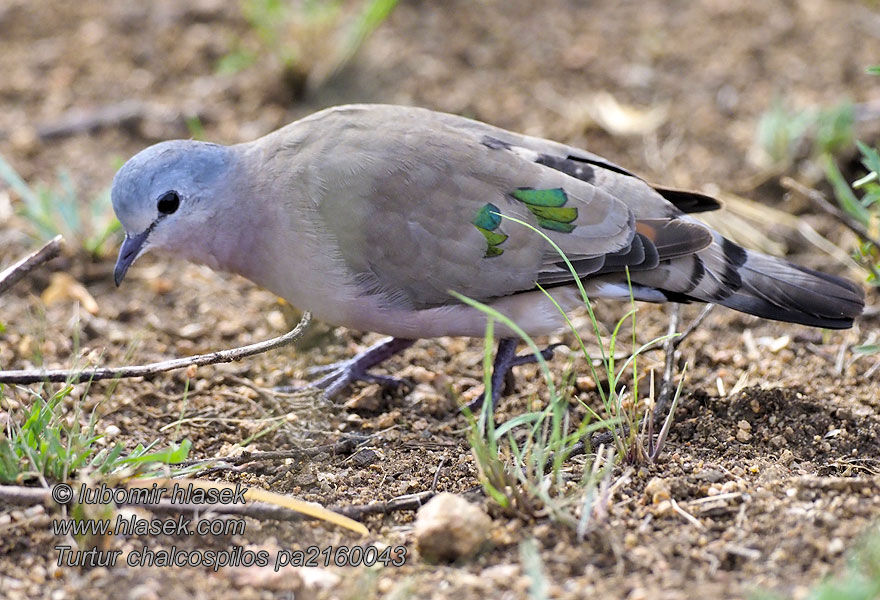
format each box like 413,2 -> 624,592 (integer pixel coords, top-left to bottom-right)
2,0 -> 878,220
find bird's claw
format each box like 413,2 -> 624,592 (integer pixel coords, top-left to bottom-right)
508,343 -> 564,367
315,363 -> 411,398
276,360 -> 411,399
304,362 -> 344,376
276,337 -> 416,400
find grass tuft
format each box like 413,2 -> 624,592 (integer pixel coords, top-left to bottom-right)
0,380 -> 196,485
457,216 -> 685,530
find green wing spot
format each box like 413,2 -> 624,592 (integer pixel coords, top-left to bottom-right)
512,187 -> 568,207
475,226 -> 508,246
472,203 -> 502,230
537,218 -> 576,233
527,205 -> 578,224
512,187 -> 579,233
472,203 -> 507,258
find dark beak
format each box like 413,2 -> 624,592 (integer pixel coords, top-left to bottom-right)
114,230 -> 150,286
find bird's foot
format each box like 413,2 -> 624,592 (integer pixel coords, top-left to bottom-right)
277,337 -> 415,400
466,339 -> 563,413
304,364 -> 411,399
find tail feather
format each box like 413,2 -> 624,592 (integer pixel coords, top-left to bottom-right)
622,236 -> 865,329
714,253 -> 864,329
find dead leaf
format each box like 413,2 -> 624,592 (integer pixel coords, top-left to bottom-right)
41,272 -> 99,314
586,92 -> 668,136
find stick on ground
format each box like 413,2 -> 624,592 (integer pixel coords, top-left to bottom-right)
0,312 -> 311,385
177,436 -> 370,476
0,483 -> 447,523
781,176 -> 880,250
0,235 -> 63,296
654,302 -> 682,419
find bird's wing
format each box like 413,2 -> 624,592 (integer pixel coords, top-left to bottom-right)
299,105 -> 715,310
428,107 -> 722,216
426,110 -> 862,328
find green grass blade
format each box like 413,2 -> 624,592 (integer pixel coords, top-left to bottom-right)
825,155 -> 872,225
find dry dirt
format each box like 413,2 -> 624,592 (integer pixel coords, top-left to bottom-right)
1,1 -> 880,599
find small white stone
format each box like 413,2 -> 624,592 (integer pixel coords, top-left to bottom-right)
414,493 -> 491,562
267,310 -> 287,331
827,538 -> 845,555
406,383 -> 451,415
644,477 -> 671,504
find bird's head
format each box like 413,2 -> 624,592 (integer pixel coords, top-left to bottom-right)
111,140 -> 234,286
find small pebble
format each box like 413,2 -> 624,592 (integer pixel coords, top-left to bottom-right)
827,538 -> 845,555
351,448 -> 379,467
344,384 -> 384,411
736,420 -> 752,442
406,383 -> 452,415
644,477 -> 671,505
266,310 -> 286,330
414,493 -> 491,562
653,500 -> 674,517
372,410 -> 400,429
399,365 -> 436,383
481,564 -> 519,581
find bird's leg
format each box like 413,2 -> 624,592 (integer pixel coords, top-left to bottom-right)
466,338 -> 561,413
279,337 -> 415,399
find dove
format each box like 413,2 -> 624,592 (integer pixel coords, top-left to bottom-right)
111,104 -> 864,409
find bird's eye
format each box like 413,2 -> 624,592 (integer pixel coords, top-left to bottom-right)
157,191 -> 180,215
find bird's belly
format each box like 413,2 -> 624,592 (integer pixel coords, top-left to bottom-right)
311,286 -> 586,340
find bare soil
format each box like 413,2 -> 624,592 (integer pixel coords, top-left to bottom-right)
1,1 -> 879,599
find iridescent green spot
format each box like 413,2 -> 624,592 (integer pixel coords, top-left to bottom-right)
536,218 -> 576,233
475,226 -> 508,247
512,187 -> 568,207
472,203 -> 507,258
527,205 -> 578,224
472,203 -> 502,230
512,187 -> 579,233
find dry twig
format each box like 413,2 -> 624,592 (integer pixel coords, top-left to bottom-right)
781,176 -> 880,250
35,101 -> 147,140
670,497 -> 705,529
0,312 -> 311,384
654,303 -> 681,419
0,235 -> 63,296
0,483 -> 444,523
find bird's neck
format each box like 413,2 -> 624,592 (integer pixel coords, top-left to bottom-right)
201,142 -> 309,295
201,139 -> 366,322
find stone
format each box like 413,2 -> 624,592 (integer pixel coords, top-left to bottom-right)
414,493 -> 491,562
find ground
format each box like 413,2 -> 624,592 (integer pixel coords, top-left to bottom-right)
1,0 -> 879,598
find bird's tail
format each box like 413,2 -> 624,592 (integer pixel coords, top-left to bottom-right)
709,250 -> 864,329
627,235 -> 865,329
